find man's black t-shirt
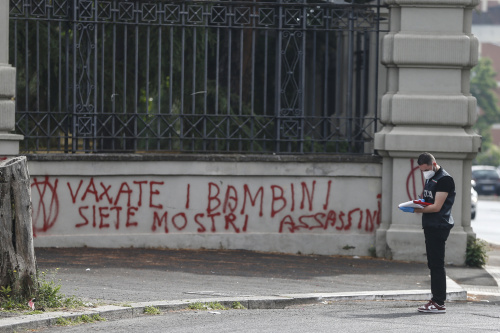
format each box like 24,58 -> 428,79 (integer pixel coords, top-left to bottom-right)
422,168 -> 455,229
435,176 -> 455,194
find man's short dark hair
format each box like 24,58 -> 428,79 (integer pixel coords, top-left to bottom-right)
417,152 -> 435,166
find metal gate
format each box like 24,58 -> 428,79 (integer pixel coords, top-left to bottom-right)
9,0 -> 387,154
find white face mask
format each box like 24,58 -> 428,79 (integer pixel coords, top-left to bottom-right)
423,169 -> 435,180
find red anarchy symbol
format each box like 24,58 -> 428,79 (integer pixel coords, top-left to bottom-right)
406,159 -> 425,201
31,176 -> 59,237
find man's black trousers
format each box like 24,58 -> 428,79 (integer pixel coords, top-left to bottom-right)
424,227 -> 451,306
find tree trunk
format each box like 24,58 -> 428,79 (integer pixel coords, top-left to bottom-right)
0,156 -> 37,298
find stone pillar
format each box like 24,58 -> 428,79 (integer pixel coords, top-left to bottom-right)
374,0 -> 481,265
0,0 -> 22,155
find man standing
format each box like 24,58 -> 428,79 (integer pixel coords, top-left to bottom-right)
399,152 -> 455,313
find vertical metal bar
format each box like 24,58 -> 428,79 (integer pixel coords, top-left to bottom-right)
100,23 -> 105,151
275,2 -> 282,153
203,27 -> 208,151
89,7 -> 99,152
65,14 -> 70,152
239,29 -> 243,116
35,18 -> 39,151
192,27 -> 197,115
335,31 -> 342,118
323,27 -> 330,150
58,21 -> 63,150
191,27 -> 197,151
347,9 -> 355,150
146,26 -> 151,112
239,28 -> 244,152
72,0 -> 77,153
227,28 -> 232,116
169,27 -> 173,114
226,26 -> 232,151
215,27 -> 220,150
299,5 -> 306,154
111,15 -> 116,151
204,27 -> 208,115
355,31 -> 363,148
36,21 -> 39,116
250,15 -> 256,152
123,25 -> 128,150
157,26 -> 162,150
361,32 -> 369,117
180,23 -> 185,150
364,31 -> 370,120
24,17 -> 29,146
93,6 -> 98,152
311,31 -> 317,118
169,26 -> 173,151
263,30 -> 269,152
134,16 -> 139,151
215,28 -> 220,115
47,19 -> 51,151
145,25 -> 151,151
89,35 -> 95,152
263,31 -> 268,116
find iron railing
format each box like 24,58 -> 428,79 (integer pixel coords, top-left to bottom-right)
9,0 -> 388,154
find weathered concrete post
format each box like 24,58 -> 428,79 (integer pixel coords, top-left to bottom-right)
374,0 -> 481,265
0,0 -> 23,155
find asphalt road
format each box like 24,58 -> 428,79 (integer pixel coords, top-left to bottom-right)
38,300 -> 500,333
472,198 -> 500,245
12,199 -> 500,332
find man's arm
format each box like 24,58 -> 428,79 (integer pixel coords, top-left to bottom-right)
414,192 -> 448,214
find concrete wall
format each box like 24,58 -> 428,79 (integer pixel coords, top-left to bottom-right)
27,155 -> 382,257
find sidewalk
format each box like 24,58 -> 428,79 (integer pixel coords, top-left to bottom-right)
1,246 -> 499,332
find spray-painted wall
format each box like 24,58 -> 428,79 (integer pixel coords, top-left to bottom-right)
27,155 -> 382,257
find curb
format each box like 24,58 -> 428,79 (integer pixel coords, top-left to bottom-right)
0,283 -> 467,333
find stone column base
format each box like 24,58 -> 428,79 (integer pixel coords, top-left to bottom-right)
0,133 -> 24,155
385,225 -> 467,265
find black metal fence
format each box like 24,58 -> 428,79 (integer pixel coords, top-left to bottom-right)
9,0 -> 387,154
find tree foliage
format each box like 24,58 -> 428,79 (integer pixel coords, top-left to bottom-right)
470,57 -> 500,165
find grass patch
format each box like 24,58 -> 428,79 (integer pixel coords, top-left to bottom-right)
187,302 -> 210,310
26,310 -> 45,315
0,269 -> 87,312
36,269 -> 86,309
206,302 -> 228,310
187,301 -> 246,311
144,306 -> 161,315
231,302 -> 246,310
55,314 -> 106,326
55,317 -> 73,326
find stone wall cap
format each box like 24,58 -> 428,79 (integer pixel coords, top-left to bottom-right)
24,153 -> 382,164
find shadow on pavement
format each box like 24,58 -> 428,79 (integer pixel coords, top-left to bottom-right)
35,247 -> 428,280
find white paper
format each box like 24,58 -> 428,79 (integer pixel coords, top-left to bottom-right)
398,200 -> 425,209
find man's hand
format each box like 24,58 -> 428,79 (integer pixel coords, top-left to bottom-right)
399,207 -> 414,213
